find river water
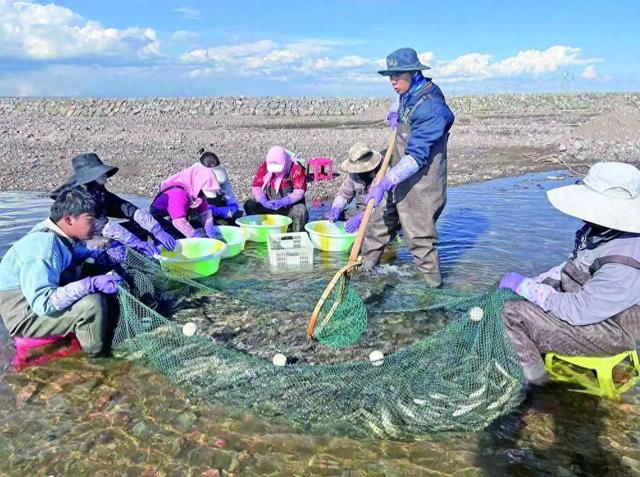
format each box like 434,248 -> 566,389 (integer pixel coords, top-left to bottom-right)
1,172 -> 639,476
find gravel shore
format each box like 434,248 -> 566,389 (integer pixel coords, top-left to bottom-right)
1,94 -> 639,201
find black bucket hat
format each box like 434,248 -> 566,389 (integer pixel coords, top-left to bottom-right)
67,153 -> 118,185
377,47 -> 431,76
50,153 -> 118,198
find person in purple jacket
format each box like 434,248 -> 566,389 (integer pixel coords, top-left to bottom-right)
499,162 -> 640,386
359,47 -> 455,288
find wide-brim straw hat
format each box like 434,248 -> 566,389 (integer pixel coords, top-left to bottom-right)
341,143 -> 383,174
547,162 -> 640,233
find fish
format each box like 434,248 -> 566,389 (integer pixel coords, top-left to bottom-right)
452,400 -> 484,417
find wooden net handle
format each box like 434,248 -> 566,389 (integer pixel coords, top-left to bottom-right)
347,131 -> 396,265
306,132 -> 396,339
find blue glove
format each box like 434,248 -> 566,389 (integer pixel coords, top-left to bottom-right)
327,206 -> 342,223
345,213 -> 364,233
192,229 -> 205,238
87,274 -> 123,295
499,272 -> 526,292
151,224 -> 176,251
365,175 -> 395,208
135,241 -> 161,257
211,205 -> 235,219
227,201 -> 240,214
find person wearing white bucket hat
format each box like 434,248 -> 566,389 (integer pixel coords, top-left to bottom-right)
498,162 -> 640,386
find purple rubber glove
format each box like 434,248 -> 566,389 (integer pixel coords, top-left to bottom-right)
151,223 -> 176,251
259,197 -> 275,209
345,213 -> 364,233
365,175 -> 395,208
88,274 -> 123,294
269,196 -> 294,210
387,111 -> 399,130
135,241 -> 161,257
499,272 -> 526,292
192,229 -> 205,238
327,206 -> 342,223
49,273 -> 121,311
205,226 -> 221,239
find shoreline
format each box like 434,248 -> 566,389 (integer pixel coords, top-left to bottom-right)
1,93 -> 639,200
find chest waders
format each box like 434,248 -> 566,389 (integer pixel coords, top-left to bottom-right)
361,87 -> 448,287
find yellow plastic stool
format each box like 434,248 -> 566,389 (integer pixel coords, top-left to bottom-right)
544,350 -> 640,399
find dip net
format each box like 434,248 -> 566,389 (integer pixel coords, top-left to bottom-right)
111,250 -> 527,439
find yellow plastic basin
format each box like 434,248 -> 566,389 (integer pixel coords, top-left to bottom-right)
216,225 -> 250,258
236,214 -> 292,242
304,220 -> 356,252
157,238 -> 226,276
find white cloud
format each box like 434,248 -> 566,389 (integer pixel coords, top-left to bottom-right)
490,46 -> 595,77
0,0 -> 160,60
170,30 -> 199,43
436,53 -> 492,78
173,6 -> 200,21
428,45 -> 601,83
180,40 -> 278,64
181,39 -> 372,78
581,64 -> 598,80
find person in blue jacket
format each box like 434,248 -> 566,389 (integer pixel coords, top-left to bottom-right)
0,187 -> 122,356
356,47 -> 455,288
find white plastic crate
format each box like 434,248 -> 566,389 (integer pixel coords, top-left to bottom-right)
267,232 -> 314,270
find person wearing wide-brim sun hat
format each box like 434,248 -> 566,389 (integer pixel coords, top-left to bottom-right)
357,47 -> 455,288
51,153 -> 177,256
498,162 -> 640,386
326,143 -> 383,232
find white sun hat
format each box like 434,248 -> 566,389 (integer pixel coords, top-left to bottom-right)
547,162 -> 640,233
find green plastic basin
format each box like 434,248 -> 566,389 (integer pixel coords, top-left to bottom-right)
158,238 -> 226,276
304,220 -> 356,252
216,225 -> 250,258
236,214 -> 292,242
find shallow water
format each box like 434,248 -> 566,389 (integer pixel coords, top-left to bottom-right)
1,172 -> 639,476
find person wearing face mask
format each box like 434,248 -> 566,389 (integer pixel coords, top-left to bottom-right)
244,145 -> 309,232
51,153 -> 176,257
498,162 -> 640,386
326,143 -> 383,233
196,148 -> 243,223
149,156 -> 224,239
358,47 -> 455,288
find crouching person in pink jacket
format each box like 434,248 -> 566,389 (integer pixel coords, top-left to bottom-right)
150,160 -> 222,239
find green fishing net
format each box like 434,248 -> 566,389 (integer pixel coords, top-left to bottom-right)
310,273 -> 368,348
111,250 -> 527,440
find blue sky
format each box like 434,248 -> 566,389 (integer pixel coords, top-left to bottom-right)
0,0 -> 638,97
